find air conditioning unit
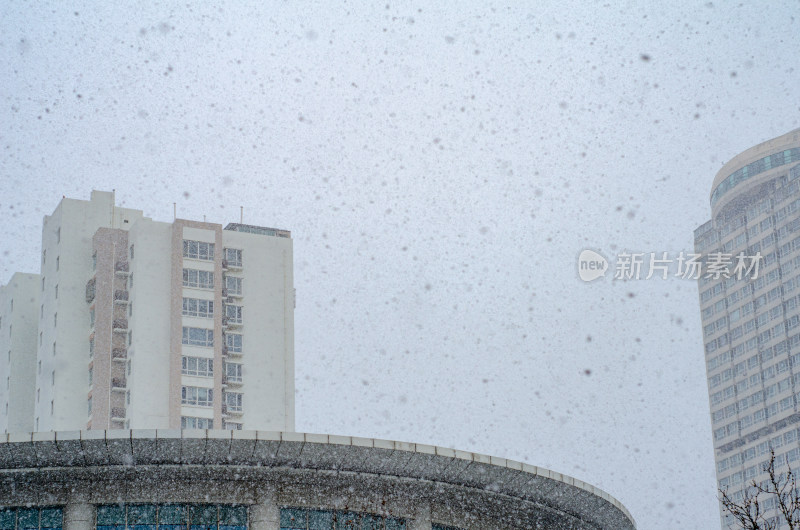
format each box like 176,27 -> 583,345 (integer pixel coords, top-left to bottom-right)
221,288 -> 228,297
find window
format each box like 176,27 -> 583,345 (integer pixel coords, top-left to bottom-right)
224,248 -> 242,267
56,256 -> 59,271
92,252 -> 97,271
54,313 -> 57,327
280,508 -> 404,530
182,327 -> 213,347
129,245 -> 134,260
38,360 -> 41,374
181,386 -> 213,407
89,337 -> 94,358
183,240 -> 215,260
225,333 -> 242,353
42,249 -> 46,264
42,277 -> 45,291
88,397 -> 92,416
225,275 -> 243,295
224,391 -> 243,412
182,356 -> 214,377
89,308 -> 95,328
96,504 -> 245,530
223,421 -> 243,430
89,367 -> 93,386
129,274 -> 133,289
224,304 -> 243,324
54,284 -> 58,299
224,362 -> 242,383
181,416 -> 213,429
182,298 -> 214,318
0,507 -> 63,530
183,268 -> 214,289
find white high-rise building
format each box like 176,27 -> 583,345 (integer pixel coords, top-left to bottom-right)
0,273 -> 40,433
696,129 -> 800,527
0,190 -> 294,432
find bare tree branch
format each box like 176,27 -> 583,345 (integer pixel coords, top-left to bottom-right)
721,449 -> 800,529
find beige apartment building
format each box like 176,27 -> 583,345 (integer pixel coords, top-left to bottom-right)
0,190 -> 294,433
695,129 -> 800,527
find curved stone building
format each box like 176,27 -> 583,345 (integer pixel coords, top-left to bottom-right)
0,430 -> 635,530
695,128 -> 800,526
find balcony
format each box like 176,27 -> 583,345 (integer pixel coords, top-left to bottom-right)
113,290 -> 129,302
112,318 -> 128,331
85,278 -> 96,303
111,377 -> 127,390
223,316 -> 242,329
111,407 -> 126,420
223,259 -> 243,271
224,376 -> 243,387
221,404 -> 243,416
112,348 -> 127,361
224,347 -> 243,358
114,261 -> 130,275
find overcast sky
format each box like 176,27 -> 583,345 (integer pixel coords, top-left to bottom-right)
2,1 -> 800,528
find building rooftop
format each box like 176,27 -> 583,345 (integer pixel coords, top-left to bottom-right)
710,128 -> 800,210
0,429 -> 635,530
224,222 -> 291,238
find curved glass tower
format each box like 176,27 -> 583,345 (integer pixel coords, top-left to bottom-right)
696,129 -> 800,527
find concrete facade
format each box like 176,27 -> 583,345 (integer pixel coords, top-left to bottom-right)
695,128 -> 800,527
0,273 -> 40,433
0,430 -> 636,530
0,191 -> 294,433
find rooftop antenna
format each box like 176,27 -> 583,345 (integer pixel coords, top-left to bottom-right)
173,202 -> 176,220
240,206 -> 243,224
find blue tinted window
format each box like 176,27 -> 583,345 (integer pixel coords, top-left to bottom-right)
280,508 -> 404,530
94,505 -> 244,530
0,508 -> 62,530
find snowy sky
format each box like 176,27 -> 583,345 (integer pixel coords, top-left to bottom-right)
2,1 -> 800,528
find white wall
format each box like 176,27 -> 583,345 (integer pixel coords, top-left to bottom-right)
223,230 -> 294,431
127,218 -> 173,428
37,191 -> 145,431
0,273 -> 40,433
